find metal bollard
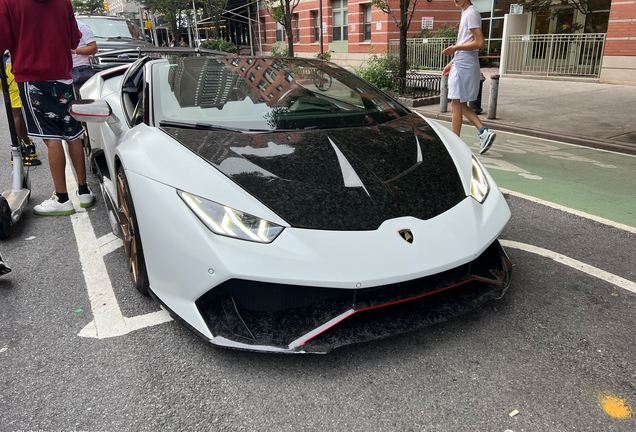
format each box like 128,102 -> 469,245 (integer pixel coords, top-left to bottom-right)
487,74 -> 499,120
440,75 -> 448,113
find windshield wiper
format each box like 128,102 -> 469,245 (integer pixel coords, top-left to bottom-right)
159,120 -> 270,133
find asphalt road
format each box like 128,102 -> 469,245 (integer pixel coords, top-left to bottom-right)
0,110 -> 635,431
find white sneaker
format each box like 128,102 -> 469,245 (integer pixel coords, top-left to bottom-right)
478,128 -> 496,154
33,193 -> 76,216
76,189 -> 96,208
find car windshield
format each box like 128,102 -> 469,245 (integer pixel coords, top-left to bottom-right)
80,18 -> 144,40
152,57 -> 409,131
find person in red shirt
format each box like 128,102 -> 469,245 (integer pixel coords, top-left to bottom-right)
0,0 -> 95,215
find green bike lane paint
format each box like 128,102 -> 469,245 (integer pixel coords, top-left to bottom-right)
434,120 -> 636,229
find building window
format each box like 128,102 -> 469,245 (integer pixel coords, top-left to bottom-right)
313,11 -> 319,42
332,0 -> 348,41
264,68 -> 278,83
261,18 -> 266,43
364,5 -> 372,41
276,22 -> 285,42
294,14 -> 300,42
272,60 -> 284,70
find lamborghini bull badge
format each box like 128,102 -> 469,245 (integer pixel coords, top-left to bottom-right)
398,229 -> 414,244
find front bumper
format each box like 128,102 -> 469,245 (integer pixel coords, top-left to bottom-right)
194,240 -> 512,353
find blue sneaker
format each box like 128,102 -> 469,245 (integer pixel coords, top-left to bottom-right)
478,128 -> 496,154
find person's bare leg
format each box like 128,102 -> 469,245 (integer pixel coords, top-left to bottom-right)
43,139 -> 67,193
461,103 -> 484,131
12,108 -> 29,143
66,138 -> 87,186
451,99 -> 463,136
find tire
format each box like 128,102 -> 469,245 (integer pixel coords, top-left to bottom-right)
0,197 -> 11,240
116,165 -> 150,295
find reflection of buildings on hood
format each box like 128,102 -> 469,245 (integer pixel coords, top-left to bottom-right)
167,57 -> 257,109
223,57 -> 297,106
166,56 -> 397,117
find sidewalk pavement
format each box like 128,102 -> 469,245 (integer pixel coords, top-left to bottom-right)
413,68 -> 636,155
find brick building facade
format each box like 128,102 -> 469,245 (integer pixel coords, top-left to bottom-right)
256,0 -> 461,66
600,0 -> 636,83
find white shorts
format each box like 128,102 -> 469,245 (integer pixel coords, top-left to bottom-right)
448,51 -> 480,103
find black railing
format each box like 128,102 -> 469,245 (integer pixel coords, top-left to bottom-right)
393,74 -> 442,99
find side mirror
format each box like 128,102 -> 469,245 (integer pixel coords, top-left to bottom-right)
68,99 -> 112,123
69,99 -> 122,136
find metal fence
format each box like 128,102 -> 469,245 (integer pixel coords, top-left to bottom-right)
504,33 -> 606,78
389,38 -> 455,70
393,74 -> 442,99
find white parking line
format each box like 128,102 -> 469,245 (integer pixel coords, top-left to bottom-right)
62,145 -> 172,339
501,240 -> 636,294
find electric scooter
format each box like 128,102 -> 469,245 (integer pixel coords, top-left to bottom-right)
0,53 -> 31,239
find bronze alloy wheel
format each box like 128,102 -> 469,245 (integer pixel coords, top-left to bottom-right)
117,165 -> 150,295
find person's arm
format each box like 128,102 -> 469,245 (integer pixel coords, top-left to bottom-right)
442,61 -> 453,77
69,12 -> 81,50
442,27 -> 485,56
73,41 -> 97,56
0,6 -> 14,53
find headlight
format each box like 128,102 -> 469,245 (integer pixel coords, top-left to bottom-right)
470,155 -> 490,203
178,191 -> 284,243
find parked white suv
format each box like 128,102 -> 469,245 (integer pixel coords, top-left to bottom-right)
77,15 -> 154,70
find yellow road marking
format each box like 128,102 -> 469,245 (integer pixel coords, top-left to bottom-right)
599,394 -> 632,419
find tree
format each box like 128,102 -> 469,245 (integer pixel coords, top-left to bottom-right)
516,0 -> 611,33
198,0 -> 229,40
372,0 -> 420,82
145,0 -> 190,44
72,0 -> 106,15
263,0 -> 301,57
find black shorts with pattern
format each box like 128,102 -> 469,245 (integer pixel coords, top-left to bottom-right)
18,80 -> 84,141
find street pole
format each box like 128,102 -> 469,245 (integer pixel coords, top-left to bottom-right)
247,3 -> 254,55
151,12 -> 158,46
256,0 -> 262,55
138,3 -> 144,39
187,15 -> 193,46
192,0 -> 199,47
319,0 -> 323,54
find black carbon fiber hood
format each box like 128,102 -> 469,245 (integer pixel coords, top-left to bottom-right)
162,113 -> 466,230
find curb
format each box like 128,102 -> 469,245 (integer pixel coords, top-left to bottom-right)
416,110 -> 636,156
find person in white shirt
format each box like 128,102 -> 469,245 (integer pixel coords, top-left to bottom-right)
71,19 -> 98,97
442,0 -> 496,154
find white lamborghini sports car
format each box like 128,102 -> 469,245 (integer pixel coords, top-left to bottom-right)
70,49 -> 512,353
